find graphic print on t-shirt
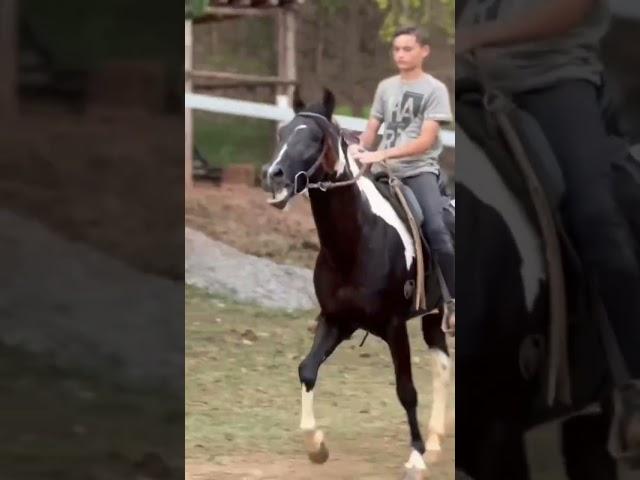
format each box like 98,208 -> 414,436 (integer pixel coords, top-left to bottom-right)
382,91 -> 425,149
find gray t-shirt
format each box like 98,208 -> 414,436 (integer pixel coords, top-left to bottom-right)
457,0 -> 610,93
371,73 -> 453,178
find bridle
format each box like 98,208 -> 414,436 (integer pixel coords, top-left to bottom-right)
290,111 -> 371,194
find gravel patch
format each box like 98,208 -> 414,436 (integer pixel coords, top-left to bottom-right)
185,227 -> 317,311
0,210 -> 183,391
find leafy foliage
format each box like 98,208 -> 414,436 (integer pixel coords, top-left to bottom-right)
185,0 -> 208,19
373,0 -> 454,42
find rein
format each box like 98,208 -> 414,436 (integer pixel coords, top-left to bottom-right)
293,111 -> 371,193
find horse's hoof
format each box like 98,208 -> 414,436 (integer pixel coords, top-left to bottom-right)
402,467 -> 426,480
426,432 -> 442,452
304,430 -> 329,464
403,450 -> 427,478
307,441 -> 329,464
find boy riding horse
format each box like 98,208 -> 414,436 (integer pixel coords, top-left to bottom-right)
352,26 -> 456,332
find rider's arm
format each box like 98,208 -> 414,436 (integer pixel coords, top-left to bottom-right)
459,0 -> 599,50
381,120 -> 440,162
359,118 -> 382,150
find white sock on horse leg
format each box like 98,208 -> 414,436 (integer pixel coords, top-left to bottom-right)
300,385 -> 316,431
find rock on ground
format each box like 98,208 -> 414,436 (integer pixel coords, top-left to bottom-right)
185,227 -> 317,311
0,210 -> 183,391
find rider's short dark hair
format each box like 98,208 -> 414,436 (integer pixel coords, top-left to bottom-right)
393,26 -> 429,46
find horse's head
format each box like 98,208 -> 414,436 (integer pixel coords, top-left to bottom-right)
264,87 -> 341,209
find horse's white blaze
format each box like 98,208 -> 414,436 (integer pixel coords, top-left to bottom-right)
300,385 -> 317,431
405,449 -> 427,470
267,125 -> 308,176
427,349 -> 451,451
267,143 -> 288,176
456,126 -> 545,311
341,143 -> 416,270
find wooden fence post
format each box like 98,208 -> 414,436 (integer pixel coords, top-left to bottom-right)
185,18 -> 194,192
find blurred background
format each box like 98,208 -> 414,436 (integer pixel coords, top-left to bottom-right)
1,1 -> 184,479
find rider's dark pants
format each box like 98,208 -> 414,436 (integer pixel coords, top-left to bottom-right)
516,80 -> 640,375
403,172 -> 456,299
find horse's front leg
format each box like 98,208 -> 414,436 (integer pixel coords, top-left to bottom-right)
387,319 -> 427,479
297,314 -> 349,464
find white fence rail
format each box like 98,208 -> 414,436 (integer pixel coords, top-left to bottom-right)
185,93 -> 455,148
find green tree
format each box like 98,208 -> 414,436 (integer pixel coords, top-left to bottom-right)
373,0 -> 454,43
185,0 -> 208,19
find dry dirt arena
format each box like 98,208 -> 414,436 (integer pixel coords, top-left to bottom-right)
186,183 -> 455,480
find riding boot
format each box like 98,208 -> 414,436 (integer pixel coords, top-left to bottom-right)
434,250 -> 455,336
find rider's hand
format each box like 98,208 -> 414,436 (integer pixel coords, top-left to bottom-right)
347,144 -> 366,158
353,150 -> 387,165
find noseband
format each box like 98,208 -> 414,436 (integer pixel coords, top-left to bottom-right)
292,111 -> 370,193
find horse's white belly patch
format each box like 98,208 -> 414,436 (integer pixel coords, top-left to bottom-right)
341,144 -> 415,270
456,126 -> 545,311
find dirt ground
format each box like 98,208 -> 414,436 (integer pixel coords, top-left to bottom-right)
185,287 -> 455,480
186,183 -> 455,478
0,111 -> 184,279
0,345 -> 182,480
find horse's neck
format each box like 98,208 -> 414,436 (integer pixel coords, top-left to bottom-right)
309,186 -> 366,266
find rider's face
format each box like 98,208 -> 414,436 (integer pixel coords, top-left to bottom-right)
392,34 -> 429,72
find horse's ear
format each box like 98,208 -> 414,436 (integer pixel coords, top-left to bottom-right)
322,88 -> 335,119
292,86 -> 305,113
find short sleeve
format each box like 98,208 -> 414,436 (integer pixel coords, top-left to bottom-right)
370,81 -> 385,121
423,82 -> 453,124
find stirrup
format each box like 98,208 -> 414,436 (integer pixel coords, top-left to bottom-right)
442,299 -> 455,337
609,380 -> 640,469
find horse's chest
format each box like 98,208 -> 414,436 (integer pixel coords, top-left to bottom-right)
315,252 -> 408,319
319,279 -> 386,318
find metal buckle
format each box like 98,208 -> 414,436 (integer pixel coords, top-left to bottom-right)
294,171 -> 309,194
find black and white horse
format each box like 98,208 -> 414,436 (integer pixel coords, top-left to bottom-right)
455,89 -> 640,479
263,88 -> 452,478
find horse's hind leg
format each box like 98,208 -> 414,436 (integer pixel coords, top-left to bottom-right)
422,311 -> 452,453
297,315 -> 349,464
387,318 -> 428,478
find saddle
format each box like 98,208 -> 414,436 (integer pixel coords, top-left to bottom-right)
340,129 -> 456,320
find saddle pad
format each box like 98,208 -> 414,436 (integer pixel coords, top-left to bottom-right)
371,173 -> 413,226
371,172 -> 455,237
